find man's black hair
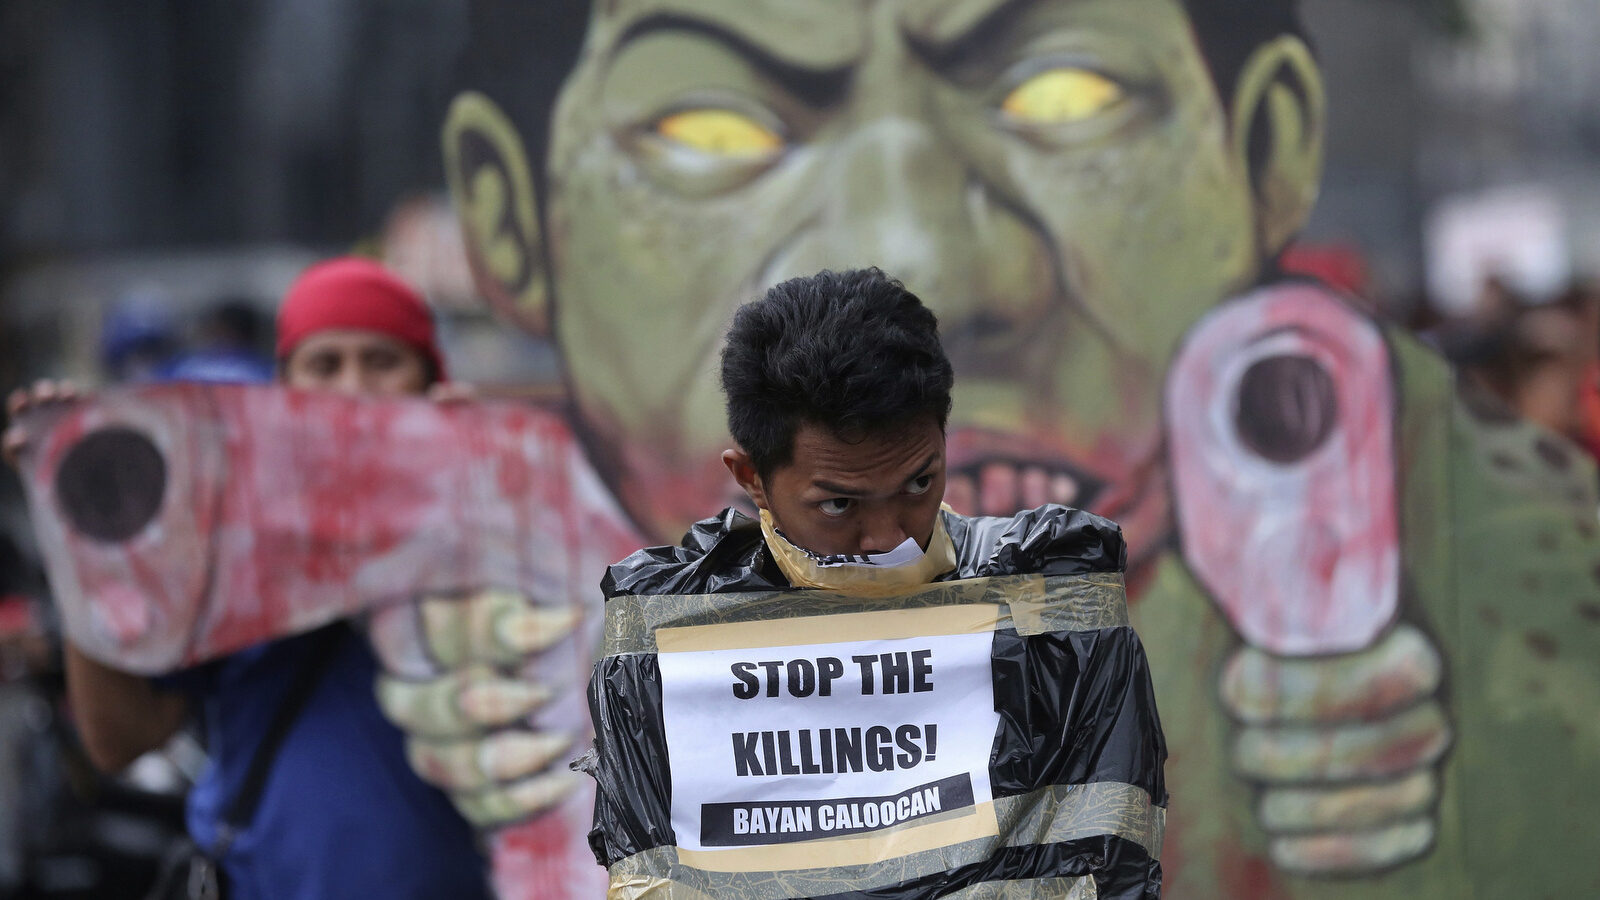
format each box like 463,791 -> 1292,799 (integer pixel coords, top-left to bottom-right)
721,269 -> 954,479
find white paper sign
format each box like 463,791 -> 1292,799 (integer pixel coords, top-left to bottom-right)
657,610 -> 1001,856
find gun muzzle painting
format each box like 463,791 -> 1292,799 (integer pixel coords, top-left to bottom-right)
1166,282 -> 1400,657
13,383 -> 637,673
16,383 -> 644,897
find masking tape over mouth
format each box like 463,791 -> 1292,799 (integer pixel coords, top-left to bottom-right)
758,506 -> 958,597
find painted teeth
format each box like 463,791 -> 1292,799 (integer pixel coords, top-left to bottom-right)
945,461 -> 1096,517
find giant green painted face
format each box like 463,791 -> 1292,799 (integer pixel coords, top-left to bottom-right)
539,0 -> 1292,561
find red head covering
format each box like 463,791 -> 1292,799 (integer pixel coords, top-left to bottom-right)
275,256 -> 447,381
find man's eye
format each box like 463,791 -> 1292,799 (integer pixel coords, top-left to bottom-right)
655,108 -> 783,157
1000,67 -> 1125,124
818,498 -> 854,517
905,474 -> 935,496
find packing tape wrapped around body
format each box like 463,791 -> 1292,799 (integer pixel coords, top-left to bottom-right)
586,506 -> 1168,899
14,382 -> 640,898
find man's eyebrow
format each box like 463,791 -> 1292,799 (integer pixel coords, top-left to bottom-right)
905,452 -> 941,482
899,0 -> 1032,59
811,452 -> 942,497
610,6 -> 864,87
812,479 -> 867,498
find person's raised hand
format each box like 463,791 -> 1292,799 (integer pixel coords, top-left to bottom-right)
3,380 -> 84,468
426,381 -> 478,405
1219,622 -> 1452,875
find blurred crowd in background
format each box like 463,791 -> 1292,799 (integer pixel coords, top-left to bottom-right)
1417,274 -> 1600,458
0,0 -> 1598,896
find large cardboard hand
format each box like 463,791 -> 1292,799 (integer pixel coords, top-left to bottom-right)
1219,623 -> 1451,873
370,588 -> 582,828
1166,283 -> 1453,874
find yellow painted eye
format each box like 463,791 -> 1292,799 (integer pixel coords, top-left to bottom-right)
1001,68 -> 1124,124
655,109 -> 782,156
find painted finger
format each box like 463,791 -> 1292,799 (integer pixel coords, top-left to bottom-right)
1268,817 -> 1435,875
376,665 -> 553,739
496,603 -> 580,655
421,589 -> 578,667
452,770 -> 581,829
1221,623 -> 1442,724
406,730 -> 574,792
1258,769 -> 1436,832
1233,701 -> 1451,783
418,591 -> 486,668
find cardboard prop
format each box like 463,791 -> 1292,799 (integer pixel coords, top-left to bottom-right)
448,5 -> 1600,893
585,507 -> 1167,899
1166,281 -> 1401,657
14,382 -> 641,897
14,383 -> 633,671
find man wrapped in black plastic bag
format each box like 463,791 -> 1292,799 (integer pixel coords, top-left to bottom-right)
584,269 -> 1167,898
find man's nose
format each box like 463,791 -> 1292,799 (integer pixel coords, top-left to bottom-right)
331,364 -> 365,396
858,510 -> 910,556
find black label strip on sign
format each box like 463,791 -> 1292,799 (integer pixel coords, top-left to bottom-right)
700,773 -> 976,847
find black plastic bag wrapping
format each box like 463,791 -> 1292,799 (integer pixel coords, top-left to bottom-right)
587,652 -> 674,866
587,506 -> 1167,899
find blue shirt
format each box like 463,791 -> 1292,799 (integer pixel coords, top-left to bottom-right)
166,626 -> 492,900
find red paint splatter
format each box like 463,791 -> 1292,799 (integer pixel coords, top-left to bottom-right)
1220,845 -> 1290,900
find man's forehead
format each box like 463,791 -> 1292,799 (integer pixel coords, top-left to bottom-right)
791,420 -> 944,474
593,0 -> 1026,71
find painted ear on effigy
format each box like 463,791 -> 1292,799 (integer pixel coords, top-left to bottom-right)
1228,35 -> 1327,262
442,91 -> 551,339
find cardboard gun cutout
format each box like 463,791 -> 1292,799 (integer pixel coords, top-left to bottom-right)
15,383 -> 641,898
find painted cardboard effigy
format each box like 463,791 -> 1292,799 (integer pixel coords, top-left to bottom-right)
440,1 -> 1600,897
586,507 -> 1165,898
15,0 -> 1600,896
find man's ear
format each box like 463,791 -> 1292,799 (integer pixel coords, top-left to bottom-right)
442,91 -> 550,337
1228,36 -> 1326,261
722,449 -> 770,511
